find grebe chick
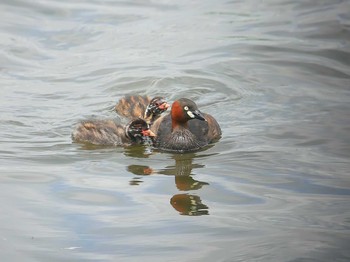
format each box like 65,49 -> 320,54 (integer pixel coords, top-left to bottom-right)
151,98 -> 221,153
115,95 -> 169,124
72,118 -> 155,146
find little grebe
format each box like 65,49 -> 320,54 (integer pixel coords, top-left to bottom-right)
115,95 -> 169,124
72,118 -> 155,146
151,98 -> 221,153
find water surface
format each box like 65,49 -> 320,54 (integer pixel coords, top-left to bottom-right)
1,0 -> 350,261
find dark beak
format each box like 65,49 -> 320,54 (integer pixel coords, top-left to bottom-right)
193,110 -> 206,121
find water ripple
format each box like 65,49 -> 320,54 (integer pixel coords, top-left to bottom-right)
1,0 -> 350,261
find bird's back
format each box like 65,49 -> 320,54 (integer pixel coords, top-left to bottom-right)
115,95 -> 151,119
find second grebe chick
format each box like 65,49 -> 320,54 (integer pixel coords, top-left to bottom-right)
115,95 -> 169,124
72,118 -> 154,146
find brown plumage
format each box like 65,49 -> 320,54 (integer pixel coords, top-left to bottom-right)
115,95 -> 169,124
72,118 -> 153,146
151,98 -> 221,153
115,95 -> 150,119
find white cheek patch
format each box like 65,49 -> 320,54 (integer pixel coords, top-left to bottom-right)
187,111 -> 195,118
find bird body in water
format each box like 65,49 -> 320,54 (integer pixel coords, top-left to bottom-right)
115,95 -> 169,125
151,98 -> 221,153
72,118 -> 154,146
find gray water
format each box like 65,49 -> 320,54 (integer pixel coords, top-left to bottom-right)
1,0 -> 350,261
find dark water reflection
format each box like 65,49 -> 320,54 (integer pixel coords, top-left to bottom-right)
1,0 -> 350,261
170,194 -> 209,216
128,152 -> 210,215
